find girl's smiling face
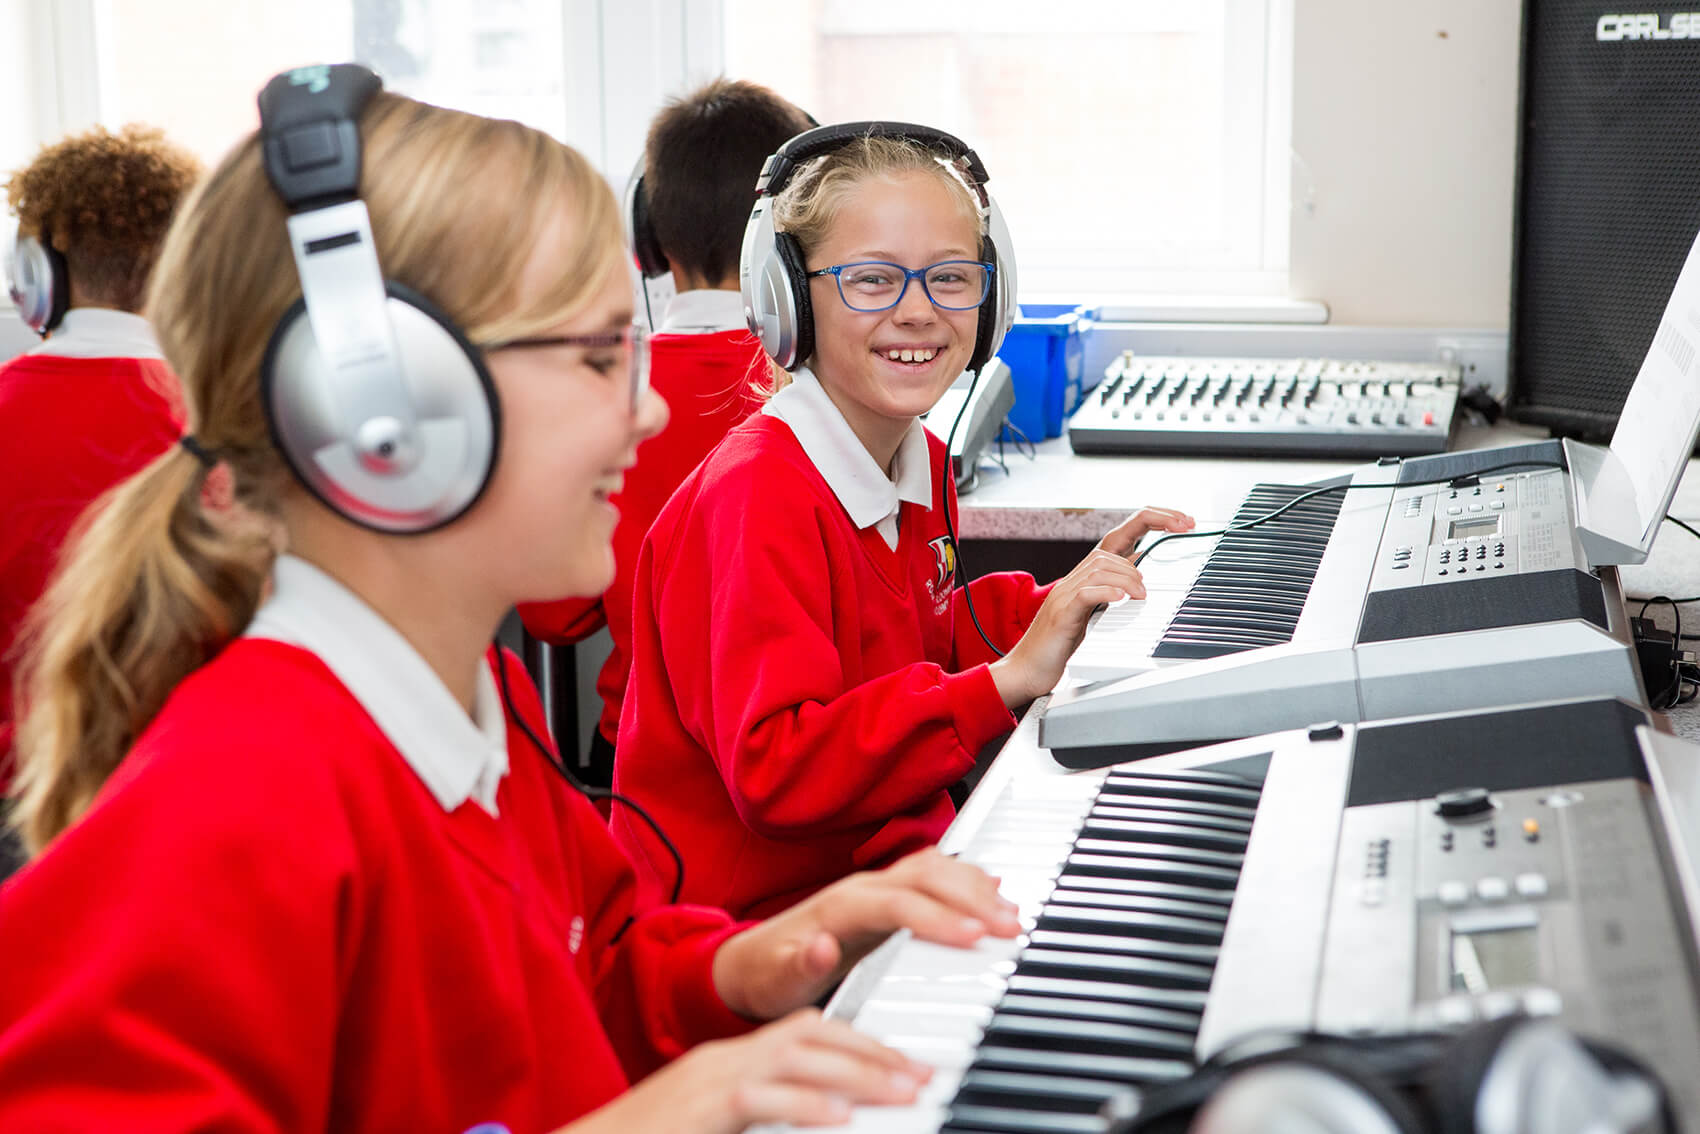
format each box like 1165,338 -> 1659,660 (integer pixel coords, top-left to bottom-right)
803,170 -> 983,459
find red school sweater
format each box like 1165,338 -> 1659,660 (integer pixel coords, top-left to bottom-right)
0,640 -> 751,1134
518,329 -> 768,748
0,352 -> 182,778
611,414 -> 1049,918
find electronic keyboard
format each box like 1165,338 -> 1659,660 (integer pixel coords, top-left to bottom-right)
754,699 -> 1700,1133
1041,440 -> 1646,765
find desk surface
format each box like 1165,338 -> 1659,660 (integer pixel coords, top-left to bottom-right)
954,420 -> 1700,740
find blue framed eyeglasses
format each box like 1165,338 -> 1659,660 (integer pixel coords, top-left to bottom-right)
483,323 -> 651,411
806,259 -> 995,313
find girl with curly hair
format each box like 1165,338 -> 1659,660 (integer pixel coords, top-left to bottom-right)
0,124 -> 201,849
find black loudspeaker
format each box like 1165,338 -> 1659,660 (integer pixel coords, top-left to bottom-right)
1509,3 -> 1700,440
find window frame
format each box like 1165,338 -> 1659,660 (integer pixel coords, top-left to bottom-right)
9,0 -> 1295,313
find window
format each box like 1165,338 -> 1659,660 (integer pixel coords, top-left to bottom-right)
723,0 -> 1292,297
18,0 -> 1291,303
89,0 -> 574,165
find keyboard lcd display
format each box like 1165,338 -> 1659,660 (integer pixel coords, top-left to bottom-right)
1450,925 -> 1540,993
1448,515 -> 1501,540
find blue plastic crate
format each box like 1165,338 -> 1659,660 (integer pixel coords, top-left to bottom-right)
994,304 -> 1097,441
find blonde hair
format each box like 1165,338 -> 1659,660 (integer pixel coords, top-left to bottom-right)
763,132 -> 984,389
9,92 -> 624,855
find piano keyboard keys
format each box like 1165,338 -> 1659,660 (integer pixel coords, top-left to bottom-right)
788,764 -> 1265,1134
1154,485 -> 1345,660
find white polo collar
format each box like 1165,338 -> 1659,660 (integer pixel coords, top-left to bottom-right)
27,308 -> 164,360
244,554 -> 509,816
762,367 -> 933,549
659,289 -> 749,335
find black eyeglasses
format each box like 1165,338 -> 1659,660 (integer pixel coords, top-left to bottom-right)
484,323 -> 651,411
807,259 -> 995,313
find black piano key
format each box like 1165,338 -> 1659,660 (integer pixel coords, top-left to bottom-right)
1099,777 -> 1261,807
1077,819 -> 1250,848
1102,768 -> 1261,787
1052,873 -> 1236,906
998,993 -> 1203,1034
982,1012 -> 1198,1059
1072,837 -> 1245,868
1154,637 -> 1273,660
1037,903 -> 1227,942
1005,973 -> 1209,1014
957,1069 -> 1140,1113
973,1045 -> 1194,1087
1164,608 -> 1300,633
1174,593 -> 1307,616
1063,851 -> 1242,888
941,1106 -> 1107,1134
1025,929 -> 1219,966
1016,946 -> 1215,989
1162,613 -> 1299,637
1045,887 -> 1231,922
1089,803 -> 1254,834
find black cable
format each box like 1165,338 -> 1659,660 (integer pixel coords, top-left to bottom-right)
1132,459 -> 1568,568
1666,514 -> 1700,543
492,645 -> 685,919
1636,596 -> 1686,710
940,365 -> 1011,659
1624,516 -> 1700,605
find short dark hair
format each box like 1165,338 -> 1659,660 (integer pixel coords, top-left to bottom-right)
645,78 -> 812,285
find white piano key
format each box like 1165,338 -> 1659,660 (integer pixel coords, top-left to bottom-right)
1066,534 -> 1221,682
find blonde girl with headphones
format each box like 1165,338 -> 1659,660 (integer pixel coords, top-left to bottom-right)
612,127 -> 1194,919
0,71 -> 1018,1133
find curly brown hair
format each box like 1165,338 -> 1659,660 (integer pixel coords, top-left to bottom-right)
6,123 -> 202,312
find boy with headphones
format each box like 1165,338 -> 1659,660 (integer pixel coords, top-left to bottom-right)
0,124 -> 200,820
518,79 -> 813,787
611,124 -> 1193,918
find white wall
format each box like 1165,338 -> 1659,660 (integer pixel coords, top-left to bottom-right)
1288,0 -> 1521,328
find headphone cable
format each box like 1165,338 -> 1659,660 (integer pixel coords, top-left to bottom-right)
939,363 -> 1011,659
492,644 -> 685,929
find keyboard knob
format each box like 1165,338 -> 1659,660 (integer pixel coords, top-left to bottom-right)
1435,786 -> 1494,819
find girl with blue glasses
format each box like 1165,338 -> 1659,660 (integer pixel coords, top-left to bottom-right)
613,130 -> 1194,920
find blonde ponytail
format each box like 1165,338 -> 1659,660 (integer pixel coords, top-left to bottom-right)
9,446 -> 273,854
7,90 -> 623,858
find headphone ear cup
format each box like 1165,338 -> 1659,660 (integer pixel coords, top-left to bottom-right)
42,240 -> 69,333
968,234 -> 998,375
1191,1050 -> 1429,1134
261,281 -> 500,534
1442,1016 -> 1673,1134
627,172 -> 669,279
774,231 -> 814,369
1417,1014 -> 1528,1134
6,234 -> 70,335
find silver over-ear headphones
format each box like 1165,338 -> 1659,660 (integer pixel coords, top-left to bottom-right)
5,226 -> 70,336
1116,1017 -> 1671,1134
738,121 -> 1018,375
257,62 -> 499,534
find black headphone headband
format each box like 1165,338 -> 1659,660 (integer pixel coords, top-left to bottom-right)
739,119 -> 1017,374
257,65 -> 382,211
755,121 -> 989,200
